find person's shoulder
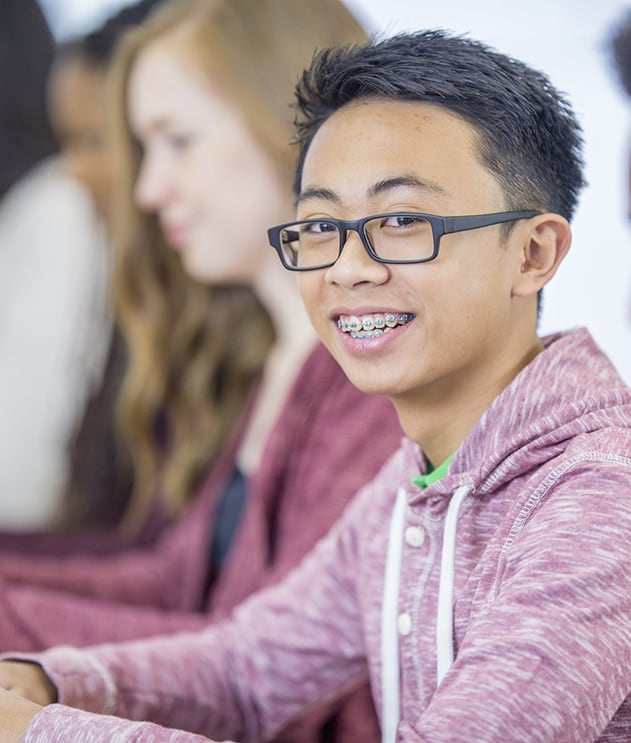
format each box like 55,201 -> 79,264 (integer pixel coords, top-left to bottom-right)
562,421 -> 631,464
2,157 -> 81,206
0,156 -> 104,261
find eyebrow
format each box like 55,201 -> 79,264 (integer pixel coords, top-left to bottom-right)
147,117 -> 169,131
295,174 -> 447,207
133,114 -> 181,141
294,187 -> 340,208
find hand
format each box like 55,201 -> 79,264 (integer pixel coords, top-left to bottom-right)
0,661 -> 57,705
0,687 -> 43,742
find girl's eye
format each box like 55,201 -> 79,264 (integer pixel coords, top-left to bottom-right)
167,133 -> 194,152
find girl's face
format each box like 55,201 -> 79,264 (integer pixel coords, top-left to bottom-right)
128,40 -> 283,285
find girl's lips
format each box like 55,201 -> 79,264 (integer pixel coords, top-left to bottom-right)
160,217 -> 191,248
164,228 -> 188,249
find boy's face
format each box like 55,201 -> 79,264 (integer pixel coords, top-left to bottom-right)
297,99 -> 537,425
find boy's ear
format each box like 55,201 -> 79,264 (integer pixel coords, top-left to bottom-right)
512,213 -> 571,298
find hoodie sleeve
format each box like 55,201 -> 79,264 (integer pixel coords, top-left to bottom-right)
12,475 -> 386,743
23,704 -> 222,742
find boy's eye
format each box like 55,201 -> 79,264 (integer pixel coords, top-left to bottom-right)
302,221 -> 337,234
382,215 -> 424,228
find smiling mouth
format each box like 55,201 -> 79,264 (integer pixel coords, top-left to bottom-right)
337,312 -> 415,339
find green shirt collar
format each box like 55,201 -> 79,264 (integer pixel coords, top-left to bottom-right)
411,452 -> 455,490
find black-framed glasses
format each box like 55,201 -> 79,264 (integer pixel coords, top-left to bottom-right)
267,210 -> 541,271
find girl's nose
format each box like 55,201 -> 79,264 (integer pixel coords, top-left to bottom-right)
134,153 -> 169,211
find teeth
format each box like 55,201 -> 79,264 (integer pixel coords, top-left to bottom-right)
338,312 -> 414,338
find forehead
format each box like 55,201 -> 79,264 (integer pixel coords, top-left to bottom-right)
51,56 -> 103,95
299,99 -> 502,211
127,40 -> 213,131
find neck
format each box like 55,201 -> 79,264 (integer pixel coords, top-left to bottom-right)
394,334 -> 543,466
254,252 -> 316,355
236,252 -> 316,475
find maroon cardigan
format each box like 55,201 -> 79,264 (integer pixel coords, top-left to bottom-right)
0,343 -> 402,742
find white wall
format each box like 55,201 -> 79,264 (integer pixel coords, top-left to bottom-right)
44,0 -> 631,381
40,0 -> 131,40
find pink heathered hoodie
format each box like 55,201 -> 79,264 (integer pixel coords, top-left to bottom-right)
15,328 -> 631,742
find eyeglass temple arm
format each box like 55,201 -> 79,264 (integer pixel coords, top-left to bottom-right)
442,210 -> 540,236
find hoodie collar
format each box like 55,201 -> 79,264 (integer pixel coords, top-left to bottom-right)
405,328 -> 631,504
411,453 -> 456,490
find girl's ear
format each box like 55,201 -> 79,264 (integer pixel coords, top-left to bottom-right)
512,213 -> 571,298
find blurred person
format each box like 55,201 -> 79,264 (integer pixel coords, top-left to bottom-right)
43,0 -> 167,539
0,0 -> 111,530
0,0 -> 401,741
0,0 -> 164,541
0,27 -> 630,743
612,6 -> 631,216
0,162 -> 110,530
48,0 -> 163,217
611,6 -> 631,326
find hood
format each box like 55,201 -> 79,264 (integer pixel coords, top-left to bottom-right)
380,328 -> 631,743
411,328 -> 631,502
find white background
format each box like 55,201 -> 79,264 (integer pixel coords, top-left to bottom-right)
41,0 -> 631,382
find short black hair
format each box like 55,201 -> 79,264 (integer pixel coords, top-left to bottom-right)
611,9 -> 631,98
293,30 -> 585,221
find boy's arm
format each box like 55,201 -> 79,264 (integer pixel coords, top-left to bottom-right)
0,658 -> 223,742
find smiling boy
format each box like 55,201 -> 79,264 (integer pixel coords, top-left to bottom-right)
1,29 -> 631,743
289,98 -> 554,465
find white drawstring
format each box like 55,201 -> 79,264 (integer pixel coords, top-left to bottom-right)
380,487 -> 407,743
381,483 -> 471,742
435,485 -> 471,686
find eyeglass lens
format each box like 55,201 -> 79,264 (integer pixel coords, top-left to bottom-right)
280,215 -> 436,268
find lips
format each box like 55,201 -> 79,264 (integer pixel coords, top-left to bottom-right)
160,218 -> 190,247
337,312 -> 415,339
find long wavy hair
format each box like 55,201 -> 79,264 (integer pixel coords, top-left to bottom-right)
108,0 -> 368,531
